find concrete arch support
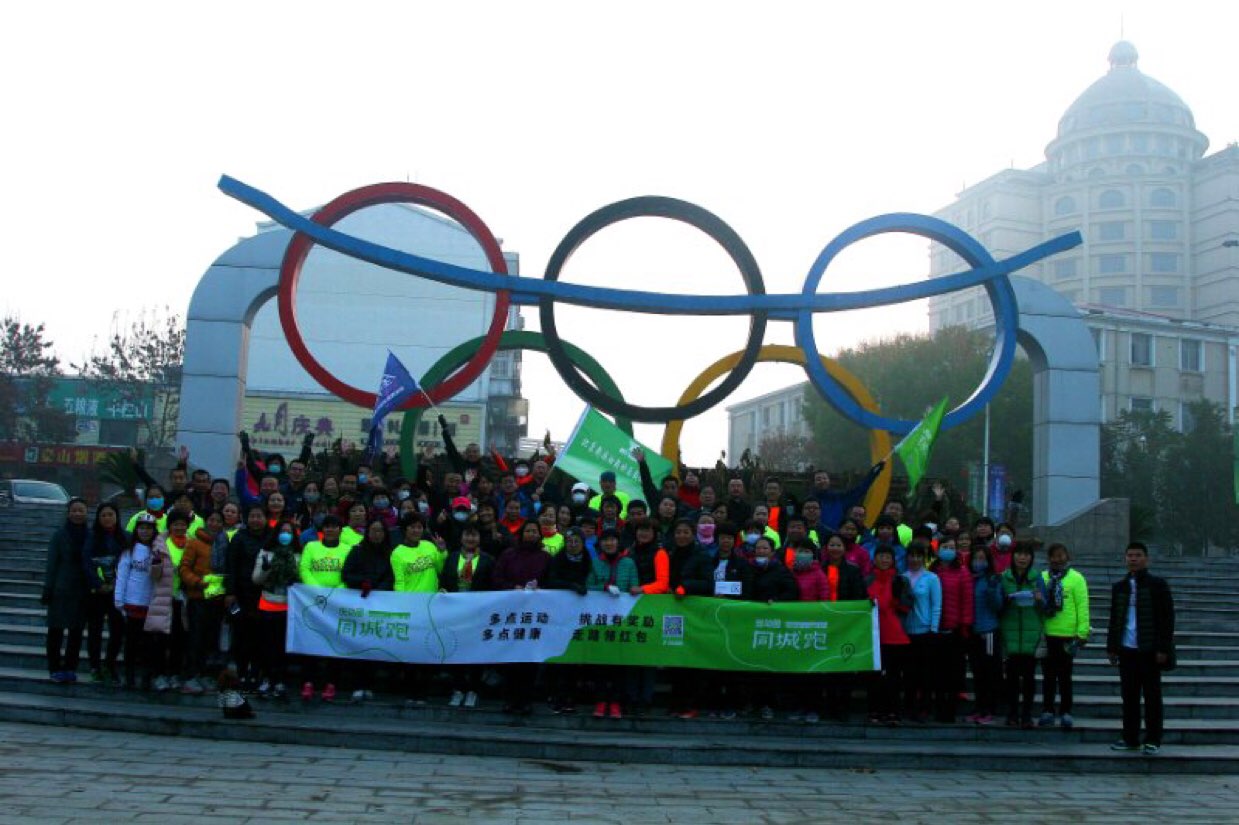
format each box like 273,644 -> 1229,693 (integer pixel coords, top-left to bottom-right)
177,229 -> 291,478
1011,276 -> 1101,526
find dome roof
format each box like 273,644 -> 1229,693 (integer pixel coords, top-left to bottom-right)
1056,42 -> 1196,138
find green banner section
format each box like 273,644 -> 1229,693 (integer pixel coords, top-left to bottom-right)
550,596 -> 878,673
555,406 -> 677,500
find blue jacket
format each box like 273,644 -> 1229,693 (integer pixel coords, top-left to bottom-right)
902,570 -> 941,635
863,538 -> 906,573
973,573 -> 1005,634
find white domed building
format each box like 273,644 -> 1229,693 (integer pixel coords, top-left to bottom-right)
928,42 -> 1239,428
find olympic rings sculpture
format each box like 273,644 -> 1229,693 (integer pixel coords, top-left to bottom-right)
221,176 -> 1082,435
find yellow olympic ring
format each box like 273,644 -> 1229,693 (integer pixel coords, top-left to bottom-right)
660,345 -> 892,525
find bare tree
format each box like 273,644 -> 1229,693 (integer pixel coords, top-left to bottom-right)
0,316 -> 76,443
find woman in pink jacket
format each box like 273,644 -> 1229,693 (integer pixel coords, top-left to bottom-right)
933,536 -> 974,723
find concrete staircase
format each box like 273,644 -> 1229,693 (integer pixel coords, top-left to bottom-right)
1,506 -> 1236,773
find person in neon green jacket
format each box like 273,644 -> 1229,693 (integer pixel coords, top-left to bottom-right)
299,516 -> 351,589
1038,542 -> 1090,729
390,514 -> 446,593
340,503 -> 368,548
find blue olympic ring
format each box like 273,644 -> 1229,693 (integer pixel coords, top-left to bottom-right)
219,175 -> 1081,434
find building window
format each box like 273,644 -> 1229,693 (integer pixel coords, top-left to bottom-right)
1098,221 -> 1126,241
1098,286 -> 1127,306
1098,190 -> 1125,209
1098,254 -> 1126,274
1091,328 -> 1106,361
1150,253 -> 1179,273
1149,220 -> 1178,240
1180,402 -> 1197,433
1148,286 -> 1180,307
1053,196 -> 1076,216
1180,338 -> 1203,372
1053,258 -> 1077,280
1130,333 -> 1154,367
1130,397 -> 1154,413
1149,188 -> 1176,208
762,407 -> 772,427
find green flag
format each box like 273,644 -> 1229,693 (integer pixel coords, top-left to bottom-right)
894,396 -> 950,491
556,407 -> 676,500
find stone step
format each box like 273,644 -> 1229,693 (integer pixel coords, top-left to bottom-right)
0,691 -> 1233,773
0,592 -> 41,609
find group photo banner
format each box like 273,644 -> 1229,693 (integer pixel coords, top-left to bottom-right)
286,586 -> 880,674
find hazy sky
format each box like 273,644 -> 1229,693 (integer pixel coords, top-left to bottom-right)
3,1 -> 1237,465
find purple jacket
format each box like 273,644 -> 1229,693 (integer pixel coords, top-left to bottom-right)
493,544 -> 552,590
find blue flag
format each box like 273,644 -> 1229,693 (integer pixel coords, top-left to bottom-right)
367,351 -> 422,456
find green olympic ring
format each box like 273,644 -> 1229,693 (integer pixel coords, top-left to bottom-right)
399,330 -> 633,480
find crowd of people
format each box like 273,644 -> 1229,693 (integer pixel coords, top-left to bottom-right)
38,418 -> 1173,751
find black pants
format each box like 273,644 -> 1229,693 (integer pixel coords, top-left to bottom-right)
46,625 -> 84,675
905,633 -> 934,716
1042,636 -> 1075,714
186,599 -> 223,678
146,602 -> 184,679
1119,649 -> 1164,747
869,643 -> 907,717
968,631 -> 1004,716
258,610 -> 289,684
231,609 -> 261,680
85,593 -> 123,672
504,662 -> 538,709
1006,654 -> 1036,722
935,631 -> 965,721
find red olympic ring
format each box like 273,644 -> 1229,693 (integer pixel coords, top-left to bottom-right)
277,182 -> 510,408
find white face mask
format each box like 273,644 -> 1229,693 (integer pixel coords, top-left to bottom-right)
572,493 -> 586,504
997,533 -> 1013,548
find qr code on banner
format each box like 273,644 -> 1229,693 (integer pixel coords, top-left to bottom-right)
662,615 -> 685,639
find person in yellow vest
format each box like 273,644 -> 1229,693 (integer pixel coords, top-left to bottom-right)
390,513 -> 447,704
538,507 -> 565,556
391,514 -> 446,593
297,514 -> 351,702
750,505 -> 782,549
587,471 -> 631,519
341,503 -> 368,548
127,484 -> 170,533
154,509 -> 192,692
178,510 -> 227,695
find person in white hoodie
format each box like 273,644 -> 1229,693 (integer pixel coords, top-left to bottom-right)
114,514 -> 158,689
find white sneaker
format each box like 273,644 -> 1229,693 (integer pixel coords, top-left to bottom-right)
352,689 -> 367,703
153,676 -> 170,693
449,690 -> 465,707
180,678 -> 204,695
168,676 -> 182,691
257,679 -> 272,698
464,691 -> 478,708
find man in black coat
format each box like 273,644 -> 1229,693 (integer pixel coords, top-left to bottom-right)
1106,541 -> 1175,754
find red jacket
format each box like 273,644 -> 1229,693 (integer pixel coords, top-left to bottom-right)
936,562 -> 975,631
866,567 -> 909,645
843,541 -> 872,577
793,562 -> 830,601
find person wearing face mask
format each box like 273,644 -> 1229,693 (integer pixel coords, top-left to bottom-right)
737,518 -> 767,562
568,482 -> 593,519
747,537 -> 798,721
900,541 -> 941,723
251,522 -> 302,698
932,537 -> 973,723
966,546 -> 1005,725
127,484 -> 170,533
367,489 -> 399,531
296,481 -> 328,543
694,516 -> 719,559
435,496 -> 477,551
1038,542 -> 1090,730
990,523 -> 1016,573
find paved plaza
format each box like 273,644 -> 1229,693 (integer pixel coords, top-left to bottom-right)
0,722 -> 1234,824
